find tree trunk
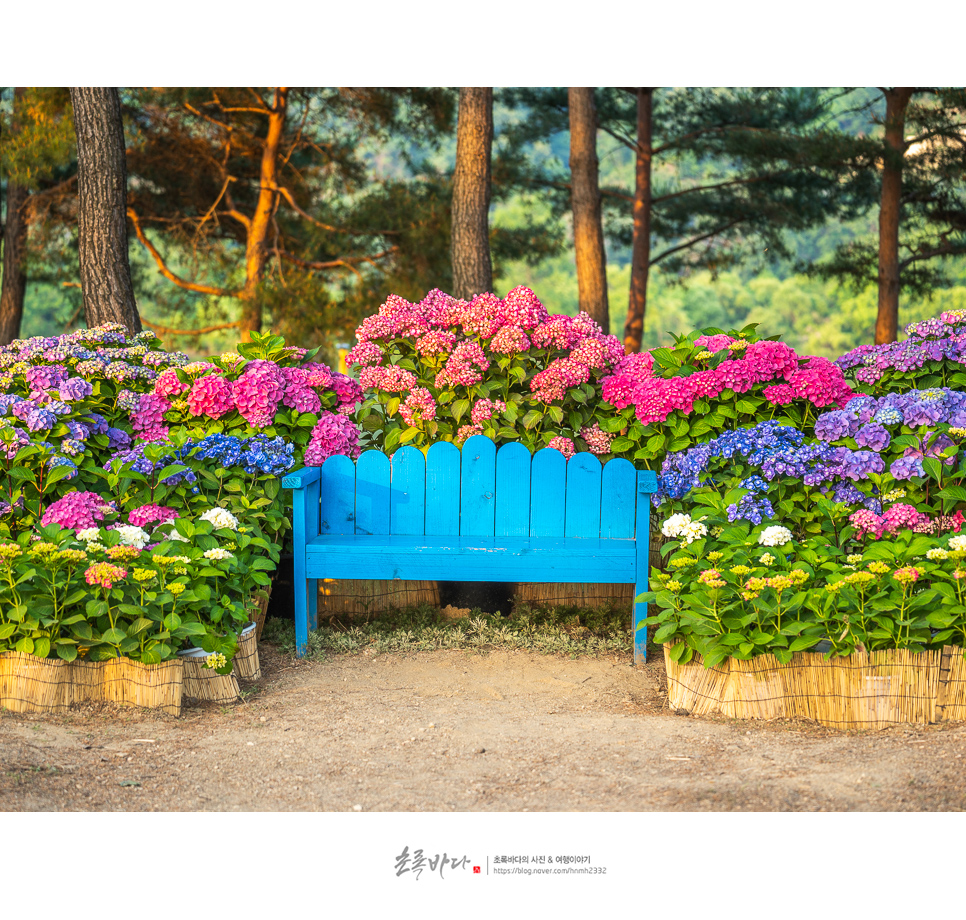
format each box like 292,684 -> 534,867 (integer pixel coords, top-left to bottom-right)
0,87 -> 28,346
624,88 -> 653,354
875,87 -> 914,345
70,87 -> 141,334
239,87 -> 288,341
569,87 -> 609,331
450,87 -> 493,300
0,184 -> 29,346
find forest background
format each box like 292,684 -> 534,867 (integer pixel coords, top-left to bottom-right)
2,85 -> 965,366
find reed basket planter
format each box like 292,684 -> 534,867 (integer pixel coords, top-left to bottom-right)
0,651 -> 183,716
178,648 -> 241,703
664,643 -> 966,729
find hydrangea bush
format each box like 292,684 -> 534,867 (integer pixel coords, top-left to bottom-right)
838,310 -> 966,393
643,503 -> 966,667
0,325 -> 359,673
347,287 -> 625,457
596,326 -> 856,467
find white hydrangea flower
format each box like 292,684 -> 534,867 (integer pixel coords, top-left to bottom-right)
162,528 -> 190,543
76,528 -> 101,542
112,525 -> 150,549
950,535 -> 966,552
758,526 -> 793,547
203,547 -> 234,561
201,508 -> 240,531
662,513 -> 708,544
927,548 -> 949,561
759,553 -> 775,566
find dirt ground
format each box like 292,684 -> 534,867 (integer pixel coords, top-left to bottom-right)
3,639 -> 966,812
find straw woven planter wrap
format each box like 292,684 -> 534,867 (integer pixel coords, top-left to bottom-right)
233,624 -> 261,681
318,578 -> 439,616
663,644 -> 966,730
178,649 -> 241,703
515,582 -> 634,607
252,586 -> 272,641
0,652 -> 183,716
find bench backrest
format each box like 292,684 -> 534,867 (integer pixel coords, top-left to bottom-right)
314,434 -> 656,540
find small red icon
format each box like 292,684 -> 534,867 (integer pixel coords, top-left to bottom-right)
473,866 -> 481,874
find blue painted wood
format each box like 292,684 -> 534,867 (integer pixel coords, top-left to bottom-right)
319,455 -> 356,535
425,441 -> 461,536
600,458 -> 637,540
291,473 -> 320,657
634,469 -> 659,665
460,435 -> 496,536
304,535 -> 636,582
565,452 -> 602,538
282,466 -> 320,489
494,442 -> 531,537
390,446 -> 426,535
529,447 -> 566,537
355,450 -> 391,535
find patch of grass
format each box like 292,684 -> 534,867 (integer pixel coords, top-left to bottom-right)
261,600 -> 662,661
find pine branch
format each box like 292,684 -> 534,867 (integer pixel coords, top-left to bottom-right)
127,208 -> 239,297
141,318 -> 242,336
649,220 -> 741,266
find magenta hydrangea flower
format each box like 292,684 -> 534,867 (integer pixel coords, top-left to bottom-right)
131,393 -> 170,442
232,359 -> 286,428
187,373 -> 234,419
303,412 -> 360,465
154,368 -> 189,398
127,503 -> 179,529
41,491 -> 117,531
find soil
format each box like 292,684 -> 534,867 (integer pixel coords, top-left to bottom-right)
3,639 -> 966,812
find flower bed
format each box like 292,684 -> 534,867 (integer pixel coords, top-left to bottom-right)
0,326 -> 362,709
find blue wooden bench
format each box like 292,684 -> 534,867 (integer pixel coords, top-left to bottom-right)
283,435 -> 658,664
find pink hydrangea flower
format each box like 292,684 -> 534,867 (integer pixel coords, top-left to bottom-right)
232,359 -> 286,427
42,492 -> 117,531
400,387 -> 437,426
470,398 -> 506,425
154,368 -> 189,398
279,367 -> 322,415
303,412 -> 360,465
547,436 -> 575,459
456,424 -> 483,444
580,422 -> 613,455
131,393 -> 170,442
187,373 -> 235,419
127,504 -> 179,529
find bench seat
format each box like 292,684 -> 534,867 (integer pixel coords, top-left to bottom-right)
305,534 -> 637,583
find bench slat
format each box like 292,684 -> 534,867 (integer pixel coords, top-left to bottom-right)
530,447 -> 566,537
565,452 -> 602,538
460,435 -> 496,536
425,441 -> 461,535
319,454 -> 356,535
494,442 -> 531,537
390,446 -> 426,535
355,449 -> 391,535
601,457 -> 636,539
305,535 -> 636,583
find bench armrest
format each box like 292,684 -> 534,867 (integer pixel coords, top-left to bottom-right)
283,466 -> 321,489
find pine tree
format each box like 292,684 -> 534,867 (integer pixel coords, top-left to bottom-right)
123,87 -> 456,347
811,88 -> 966,343
499,87 -> 876,350
70,86 -> 141,333
568,87 -> 609,330
451,87 -> 493,299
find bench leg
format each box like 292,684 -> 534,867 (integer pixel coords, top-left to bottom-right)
634,577 -> 647,666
